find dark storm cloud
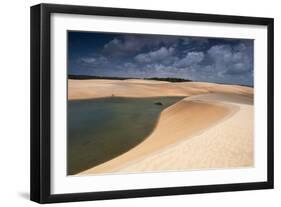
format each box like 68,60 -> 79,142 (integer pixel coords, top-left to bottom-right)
68,31 -> 254,86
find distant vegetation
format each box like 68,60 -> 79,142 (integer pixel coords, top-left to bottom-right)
68,74 -> 253,87
68,74 -> 192,83
147,77 -> 192,82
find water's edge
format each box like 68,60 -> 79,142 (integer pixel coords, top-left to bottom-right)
67,96 -> 185,175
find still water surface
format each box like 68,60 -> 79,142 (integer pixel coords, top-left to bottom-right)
67,96 -> 184,175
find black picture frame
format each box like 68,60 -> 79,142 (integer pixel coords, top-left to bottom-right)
30,3 -> 274,204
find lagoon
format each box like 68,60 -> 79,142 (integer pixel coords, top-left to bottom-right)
67,96 -> 184,175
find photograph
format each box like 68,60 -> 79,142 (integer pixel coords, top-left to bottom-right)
30,3 -> 273,203
67,31 -> 254,176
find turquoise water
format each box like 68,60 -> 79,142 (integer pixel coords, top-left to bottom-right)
67,96 -> 184,175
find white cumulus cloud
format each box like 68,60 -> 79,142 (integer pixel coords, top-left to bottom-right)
134,47 -> 175,63
206,43 -> 253,75
174,52 -> 204,68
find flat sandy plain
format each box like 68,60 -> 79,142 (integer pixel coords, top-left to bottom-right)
68,79 -> 254,175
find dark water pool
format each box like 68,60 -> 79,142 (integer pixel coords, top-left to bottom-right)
67,96 -> 184,175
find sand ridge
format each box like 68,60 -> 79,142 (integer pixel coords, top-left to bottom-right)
68,79 -> 253,100
68,79 -> 254,175
78,93 -> 250,175
116,102 -> 253,173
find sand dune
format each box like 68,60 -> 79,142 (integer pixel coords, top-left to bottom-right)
117,101 -> 253,173
68,79 -> 253,175
79,92 -> 253,175
68,79 -> 253,100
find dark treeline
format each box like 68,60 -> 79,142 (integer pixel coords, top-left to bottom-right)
147,77 -> 192,82
68,74 -> 192,83
68,74 -> 253,87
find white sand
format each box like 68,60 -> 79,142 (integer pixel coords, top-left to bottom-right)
79,93 -> 253,175
68,79 -> 253,100
113,95 -> 253,173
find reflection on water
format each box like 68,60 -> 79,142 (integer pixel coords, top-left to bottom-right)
67,96 -> 184,175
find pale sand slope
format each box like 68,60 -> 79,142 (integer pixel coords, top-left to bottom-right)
68,79 -> 253,100
79,93 -> 253,175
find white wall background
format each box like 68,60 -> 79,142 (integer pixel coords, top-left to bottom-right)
0,0 -> 279,206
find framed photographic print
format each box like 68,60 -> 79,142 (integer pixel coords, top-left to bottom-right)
30,3 -> 274,203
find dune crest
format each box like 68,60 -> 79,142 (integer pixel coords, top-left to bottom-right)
67,79 -> 254,175
68,79 -> 253,100
79,94 -> 243,175
117,100 -> 253,173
